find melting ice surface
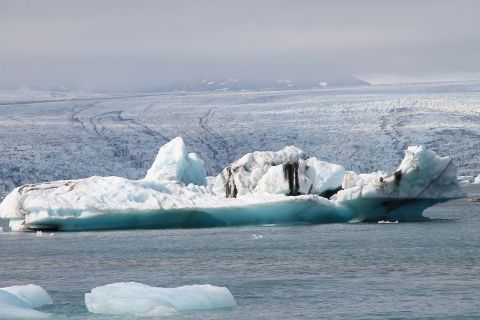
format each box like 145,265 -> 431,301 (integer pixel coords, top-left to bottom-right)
85,282 -> 236,316
0,284 -> 52,319
0,137 -> 465,231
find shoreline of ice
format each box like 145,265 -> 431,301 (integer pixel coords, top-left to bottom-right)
0,137 -> 465,231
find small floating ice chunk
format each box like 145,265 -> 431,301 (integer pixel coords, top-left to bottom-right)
0,284 -> 53,319
36,231 -> 42,237
251,233 -> 263,239
1,284 -> 53,308
458,175 -> 474,185
85,282 -> 236,316
474,175 -> 480,184
378,220 -> 399,224
8,220 -> 25,232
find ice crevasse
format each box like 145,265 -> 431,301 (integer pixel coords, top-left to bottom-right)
0,137 -> 465,231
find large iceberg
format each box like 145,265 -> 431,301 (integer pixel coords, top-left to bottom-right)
85,282 -> 236,316
0,138 -> 465,231
0,284 -> 53,319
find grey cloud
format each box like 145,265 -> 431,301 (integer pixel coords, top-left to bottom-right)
1,0 -> 480,90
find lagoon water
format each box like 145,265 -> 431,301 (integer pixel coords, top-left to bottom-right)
1,186 -> 479,319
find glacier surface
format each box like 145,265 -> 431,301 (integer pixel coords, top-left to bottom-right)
0,284 -> 52,319
0,138 -> 465,231
85,282 -> 236,316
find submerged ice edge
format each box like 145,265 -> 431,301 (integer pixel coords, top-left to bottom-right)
0,138 -> 465,232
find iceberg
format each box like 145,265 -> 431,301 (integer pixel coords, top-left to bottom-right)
457,175 -> 475,185
85,282 -> 236,316
474,175 -> 480,184
0,138 -> 465,231
0,284 -> 53,319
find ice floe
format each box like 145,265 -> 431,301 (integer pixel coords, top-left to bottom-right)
85,282 -> 236,316
0,284 -> 52,319
377,220 -> 399,224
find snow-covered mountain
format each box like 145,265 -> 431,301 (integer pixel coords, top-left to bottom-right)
140,77 -> 369,93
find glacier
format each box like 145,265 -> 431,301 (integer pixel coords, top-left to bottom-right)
0,284 -> 52,319
0,137 -> 465,232
1,83 -> 480,194
85,282 -> 236,316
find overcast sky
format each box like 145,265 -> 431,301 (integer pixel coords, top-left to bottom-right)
1,0 -> 480,91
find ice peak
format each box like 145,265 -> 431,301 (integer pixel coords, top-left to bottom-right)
144,137 -> 207,186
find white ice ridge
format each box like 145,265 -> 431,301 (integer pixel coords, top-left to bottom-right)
85,282 -> 236,316
212,145 -> 345,197
0,137 -> 466,231
0,284 -> 53,319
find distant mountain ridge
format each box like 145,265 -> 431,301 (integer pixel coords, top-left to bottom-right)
5,77 -> 370,94
146,77 -> 370,93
